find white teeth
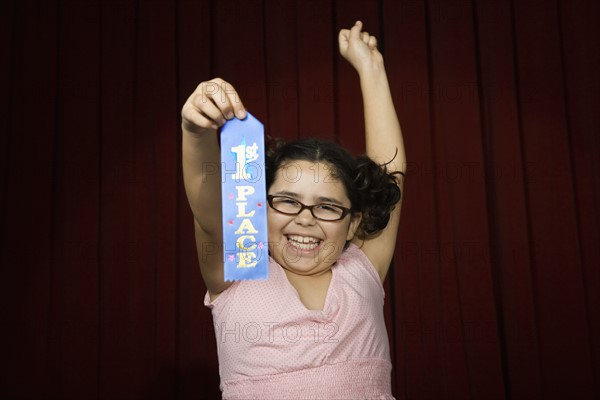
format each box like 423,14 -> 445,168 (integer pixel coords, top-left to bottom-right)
287,235 -> 319,243
286,235 -> 321,250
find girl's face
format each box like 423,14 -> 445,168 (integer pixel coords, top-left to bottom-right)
267,160 -> 361,277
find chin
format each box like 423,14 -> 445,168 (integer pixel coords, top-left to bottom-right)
274,240 -> 344,274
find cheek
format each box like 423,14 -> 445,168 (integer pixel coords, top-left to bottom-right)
324,222 -> 351,242
266,208 -> 278,227
267,212 -> 288,237
267,218 -> 279,236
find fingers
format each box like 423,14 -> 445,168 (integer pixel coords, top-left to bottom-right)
338,28 -> 350,52
343,21 -> 377,48
193,93 -> 227,126
338,28 -> 350,42
182,78 -> 247,133
368,36 -> 377,49
198,79 -> 246,120
197,78 -> 246,121
361,32 -> 370,43
182,103 -> 220,131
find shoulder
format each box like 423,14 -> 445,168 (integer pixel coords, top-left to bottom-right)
204,257 -> 288,310
338,242 -> 372,266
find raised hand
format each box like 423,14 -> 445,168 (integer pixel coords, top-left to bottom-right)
338,21 -> 383,74
181,77 -> 247,135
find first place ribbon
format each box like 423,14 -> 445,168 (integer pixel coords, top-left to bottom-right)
220,112 -> 269,281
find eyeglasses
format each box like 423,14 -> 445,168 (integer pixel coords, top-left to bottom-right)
267,195 -> 351,221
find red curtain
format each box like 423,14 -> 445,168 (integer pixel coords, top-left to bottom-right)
1,0 -> 598,399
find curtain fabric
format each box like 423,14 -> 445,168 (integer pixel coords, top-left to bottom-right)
1,0 -> 598,399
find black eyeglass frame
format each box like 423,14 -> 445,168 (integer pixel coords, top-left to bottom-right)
266,195 -> 352,221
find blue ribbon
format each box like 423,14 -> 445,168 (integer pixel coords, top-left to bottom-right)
220,112 -> 269,281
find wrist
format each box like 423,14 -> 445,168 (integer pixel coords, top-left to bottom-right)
182,121 -> 216,137
358,61 -> 388,88
356,57 -> 386,80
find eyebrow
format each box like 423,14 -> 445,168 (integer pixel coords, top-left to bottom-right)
271,191 -> 345,206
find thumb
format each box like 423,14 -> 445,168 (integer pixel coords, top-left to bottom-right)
349,20 -> 362,40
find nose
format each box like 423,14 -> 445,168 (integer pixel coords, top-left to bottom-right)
294,208 -> 316,226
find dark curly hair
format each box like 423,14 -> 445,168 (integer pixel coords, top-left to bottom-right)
265,138 -> 403,239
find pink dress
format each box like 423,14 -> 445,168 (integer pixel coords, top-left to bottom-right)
204,243 -> 395,399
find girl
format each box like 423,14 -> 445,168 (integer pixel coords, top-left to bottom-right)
182,21 -> 405,399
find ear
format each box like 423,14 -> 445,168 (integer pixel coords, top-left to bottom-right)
346,212 -> 362,241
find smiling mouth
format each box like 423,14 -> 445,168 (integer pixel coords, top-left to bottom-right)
285,235 -> 322,250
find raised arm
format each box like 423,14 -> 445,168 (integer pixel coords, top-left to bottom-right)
339,21 -> 406,281
181,78 -> 247,296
